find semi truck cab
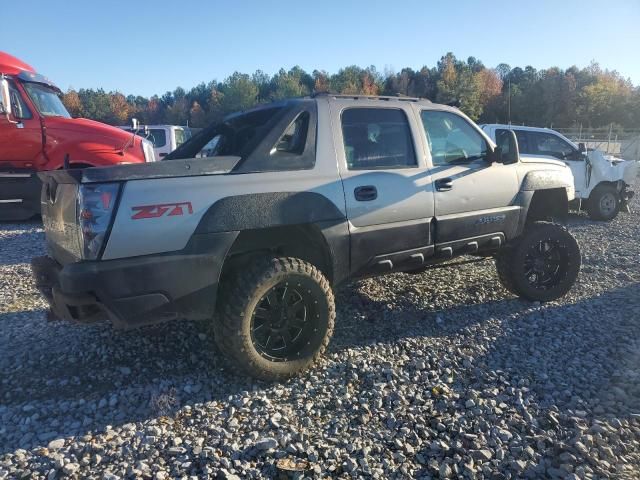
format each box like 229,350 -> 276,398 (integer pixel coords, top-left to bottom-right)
0,51 -> 154,220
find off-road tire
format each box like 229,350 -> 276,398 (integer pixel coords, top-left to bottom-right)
213,257 -> 335,381
496,221 -> 581,302
587,184 -> 620,221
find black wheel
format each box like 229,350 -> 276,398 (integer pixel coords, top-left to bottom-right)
213,257 -> 335,380
496,221 -> 580,302
587,184 -> 620,221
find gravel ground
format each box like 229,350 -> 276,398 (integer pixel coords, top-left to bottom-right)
1,182 -> 640,480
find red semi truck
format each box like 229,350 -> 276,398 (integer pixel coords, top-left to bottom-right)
0,52 -> 154,220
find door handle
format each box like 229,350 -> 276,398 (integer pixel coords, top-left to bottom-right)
354,185 -> 377,201
435,178 -> 453,192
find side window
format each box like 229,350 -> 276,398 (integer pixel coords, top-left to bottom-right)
531,132 -> 575,159
513,130 -> 531,154
8,81 -> 32,120
174,129 -> 189,148
420,110 -> 487,166
271,111 -> 309,155
124,128 -> 167,148
341,108 -> 416,170
145,129 -> 167,148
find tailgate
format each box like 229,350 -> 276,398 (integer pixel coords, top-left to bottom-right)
39,172 -> 83,264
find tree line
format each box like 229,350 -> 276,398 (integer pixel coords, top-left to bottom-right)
61,52 -> 640,131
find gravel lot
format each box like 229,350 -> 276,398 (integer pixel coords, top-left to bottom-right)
1,182 -> 640,479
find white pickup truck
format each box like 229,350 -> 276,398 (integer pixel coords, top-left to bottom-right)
481,124 -> 637,220
119,124 -> 191,160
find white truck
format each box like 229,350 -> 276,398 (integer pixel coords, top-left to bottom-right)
119,124 -> 191,160
481,124 -> 637,221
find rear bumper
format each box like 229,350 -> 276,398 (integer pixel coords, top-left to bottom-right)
0,170 -> 41,220
31,231 -> 238,328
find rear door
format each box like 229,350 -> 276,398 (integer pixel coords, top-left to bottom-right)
331,101 -> 435,276
417,109 -> 520,254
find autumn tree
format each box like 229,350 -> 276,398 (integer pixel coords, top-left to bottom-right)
61,89 -> 83,117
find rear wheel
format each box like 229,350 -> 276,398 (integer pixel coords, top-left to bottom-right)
587,184 -> 620,221
496,221 -> 581,302
213,257 -> 335,380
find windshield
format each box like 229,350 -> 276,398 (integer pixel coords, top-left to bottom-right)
22,82 -> 71,118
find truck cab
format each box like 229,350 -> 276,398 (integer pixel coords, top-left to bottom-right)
481,124 -> 637,220
0,51 -> 154,220
119,124 -> 191,159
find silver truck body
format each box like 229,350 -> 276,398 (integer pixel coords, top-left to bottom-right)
34,96 -> 575,330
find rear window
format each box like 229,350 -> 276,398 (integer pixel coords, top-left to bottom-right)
167,106 -> 285,161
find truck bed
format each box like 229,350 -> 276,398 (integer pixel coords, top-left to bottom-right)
37,156 -> 241,184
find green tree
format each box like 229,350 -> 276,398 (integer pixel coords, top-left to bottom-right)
219,72 -> 258,113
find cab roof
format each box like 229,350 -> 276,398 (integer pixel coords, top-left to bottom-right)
0,51 -> 35,76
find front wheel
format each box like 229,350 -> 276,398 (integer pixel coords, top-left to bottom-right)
496,222 -> 581,302
213,257 -> 335,380
587,184 -> 620,221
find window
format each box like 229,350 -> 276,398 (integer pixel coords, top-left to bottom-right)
123,128 -> 167,148
512,130 -> 531,154
421,110 -> 487,166
272,112 -> 309,155
145,129 -> 167,148
171,106 -> 284,161
341,108 -> 416,170
22,82 -> 70,118
529,132 -> 575,160
174,128 -> 191,148
8,81 -> 32,120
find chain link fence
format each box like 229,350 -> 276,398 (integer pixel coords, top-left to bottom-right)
554,126 -> 640,161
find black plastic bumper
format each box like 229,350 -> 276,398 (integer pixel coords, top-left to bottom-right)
0,170 -> 42,221
31,231 -> 238,329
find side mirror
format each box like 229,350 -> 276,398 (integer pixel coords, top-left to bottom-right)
493,129 -> 519,164
503,129 -> 520,164
578,142 -> 586,153
0,77 -> 11,116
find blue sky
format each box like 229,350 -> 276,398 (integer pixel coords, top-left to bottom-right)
2,0 -> 639,97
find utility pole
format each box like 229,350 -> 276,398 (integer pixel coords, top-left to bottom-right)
507,79 -> 511,125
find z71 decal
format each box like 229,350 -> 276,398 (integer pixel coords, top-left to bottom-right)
131,201 -> 193,220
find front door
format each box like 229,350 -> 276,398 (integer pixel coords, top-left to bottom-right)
332,102 -> 435,276
521,130 -> 587,196
0,80 -> 42,165
417,108 -> 520,254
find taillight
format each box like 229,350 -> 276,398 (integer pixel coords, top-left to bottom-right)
77,183 -> 120,260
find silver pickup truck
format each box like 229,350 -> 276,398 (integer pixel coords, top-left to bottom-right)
32,94 -> 580,380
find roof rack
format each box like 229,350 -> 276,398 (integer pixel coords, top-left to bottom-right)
311,92 -> 430,103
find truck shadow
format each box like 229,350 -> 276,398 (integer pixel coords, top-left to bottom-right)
0,281 -> 638,455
